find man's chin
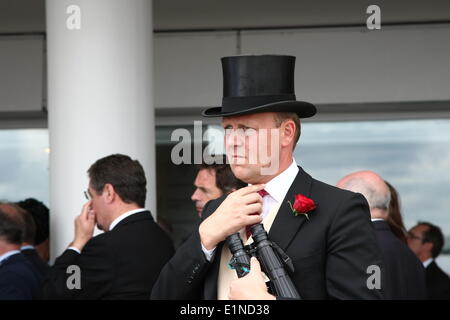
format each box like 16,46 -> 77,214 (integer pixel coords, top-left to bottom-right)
231,165 -> 257,183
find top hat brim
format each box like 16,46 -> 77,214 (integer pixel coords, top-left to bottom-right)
202,100 -> 317,118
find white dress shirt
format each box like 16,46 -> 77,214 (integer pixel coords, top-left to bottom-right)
68,208 -> 147,254
202,159 -> 299,261
108,208 -> 147,231
0,250 -> 21,265
422,258 -> 433,268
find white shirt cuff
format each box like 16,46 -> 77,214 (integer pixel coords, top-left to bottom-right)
201,243 -> 216,261
67,247 -> 81,254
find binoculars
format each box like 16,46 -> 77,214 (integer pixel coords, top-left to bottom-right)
226,223 -> 301,299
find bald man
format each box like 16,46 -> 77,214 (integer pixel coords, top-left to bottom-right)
337,171 -> 427,300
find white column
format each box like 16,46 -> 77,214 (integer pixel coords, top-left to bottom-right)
46,0 -> 155,260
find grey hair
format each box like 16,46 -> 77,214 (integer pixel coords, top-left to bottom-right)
341,178 -> 391,211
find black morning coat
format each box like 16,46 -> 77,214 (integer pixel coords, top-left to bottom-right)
151,167 -> 384,300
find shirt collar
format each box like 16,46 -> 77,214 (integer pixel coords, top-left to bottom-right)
21,245 -> 35,251
423,258 -> 433,268
264,159 -> 299,203
371,218 -> 384,222
108,208 -> 147,231
0,250 -> 21,265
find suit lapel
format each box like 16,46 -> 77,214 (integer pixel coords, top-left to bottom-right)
204,242 -> 223,299
201,169 -> 313,298
269,166 -> 313,251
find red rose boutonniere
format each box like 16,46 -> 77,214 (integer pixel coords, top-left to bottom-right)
288,194 -> 316,220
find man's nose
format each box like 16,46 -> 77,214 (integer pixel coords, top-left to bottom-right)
226,129 -> 245,147
191,189 -> 200,201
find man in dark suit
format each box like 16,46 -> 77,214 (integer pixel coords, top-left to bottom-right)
408,222 -> 450,299
0,202 -> 40,300
14,202 -> 50,279
42,154 -> 174,299
191,155 -> 246,218
152,55 -> 383,300
337,171 -> 427,299
17,198 -> 51,263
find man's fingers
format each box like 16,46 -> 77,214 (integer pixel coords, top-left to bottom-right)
238,184 -> 265,196
245,214 -> 263,226
242,203 -> 262,216
250,257 -> 261,274
80,201 -> 92,219
87,210 -> 96,221
241,193 -> 263,205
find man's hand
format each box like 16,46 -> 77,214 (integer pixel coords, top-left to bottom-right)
70,201 -> 96,251
228,257 -> 276,300
199,184 -> 265,250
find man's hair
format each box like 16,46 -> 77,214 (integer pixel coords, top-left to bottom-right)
384,181 -> 407,243
340,177 -> 391,211
0,202 -> 25,245
19,208 -> 36,244
16,198 -> 49,245
198,155 -> 246,194
417,221 -> 445,258
88,154 -> 147,208
273,112 -> 301,148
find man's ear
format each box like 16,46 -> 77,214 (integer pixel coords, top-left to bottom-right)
424,241 -> 434,253
103,183 -> 115,204
281,120 -> 296,148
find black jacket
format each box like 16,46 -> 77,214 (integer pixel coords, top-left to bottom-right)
372,220 -> 427,299
426,260 -> 450,300
21,248 -> 50,280
151,167 -> 384,299
42,211 -> 174,299
0,252 -> 40,300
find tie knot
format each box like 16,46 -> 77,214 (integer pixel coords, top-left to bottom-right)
258,189 -> 269,198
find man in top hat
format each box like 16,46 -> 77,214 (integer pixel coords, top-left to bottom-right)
152,55 -> 383,300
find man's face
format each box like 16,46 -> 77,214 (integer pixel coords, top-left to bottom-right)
191,169 -> 223,217
407,225 -> 430,258
222,112 -> 281,184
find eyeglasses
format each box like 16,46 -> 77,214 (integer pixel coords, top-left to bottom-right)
84,190 -> 92,201
407,232 -> 424,241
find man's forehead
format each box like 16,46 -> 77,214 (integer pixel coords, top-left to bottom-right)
0,203 -> 17,215
197,168 -> 216,180
221,112 -> 276,126
412,225 -> 428,233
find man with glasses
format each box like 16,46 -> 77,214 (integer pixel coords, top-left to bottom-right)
42,154 -> 174,299
408,222 -> 450,299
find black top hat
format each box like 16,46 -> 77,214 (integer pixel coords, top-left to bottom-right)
202,55 -> 316,118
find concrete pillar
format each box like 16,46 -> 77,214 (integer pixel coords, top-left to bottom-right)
46,0 -> 155,260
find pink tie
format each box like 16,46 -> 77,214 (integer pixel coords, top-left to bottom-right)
246,189 -> 269,238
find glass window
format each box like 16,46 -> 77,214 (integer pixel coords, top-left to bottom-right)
296,119 -> 450,237
207,119 -> 450,272
0,129 -> 49,205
